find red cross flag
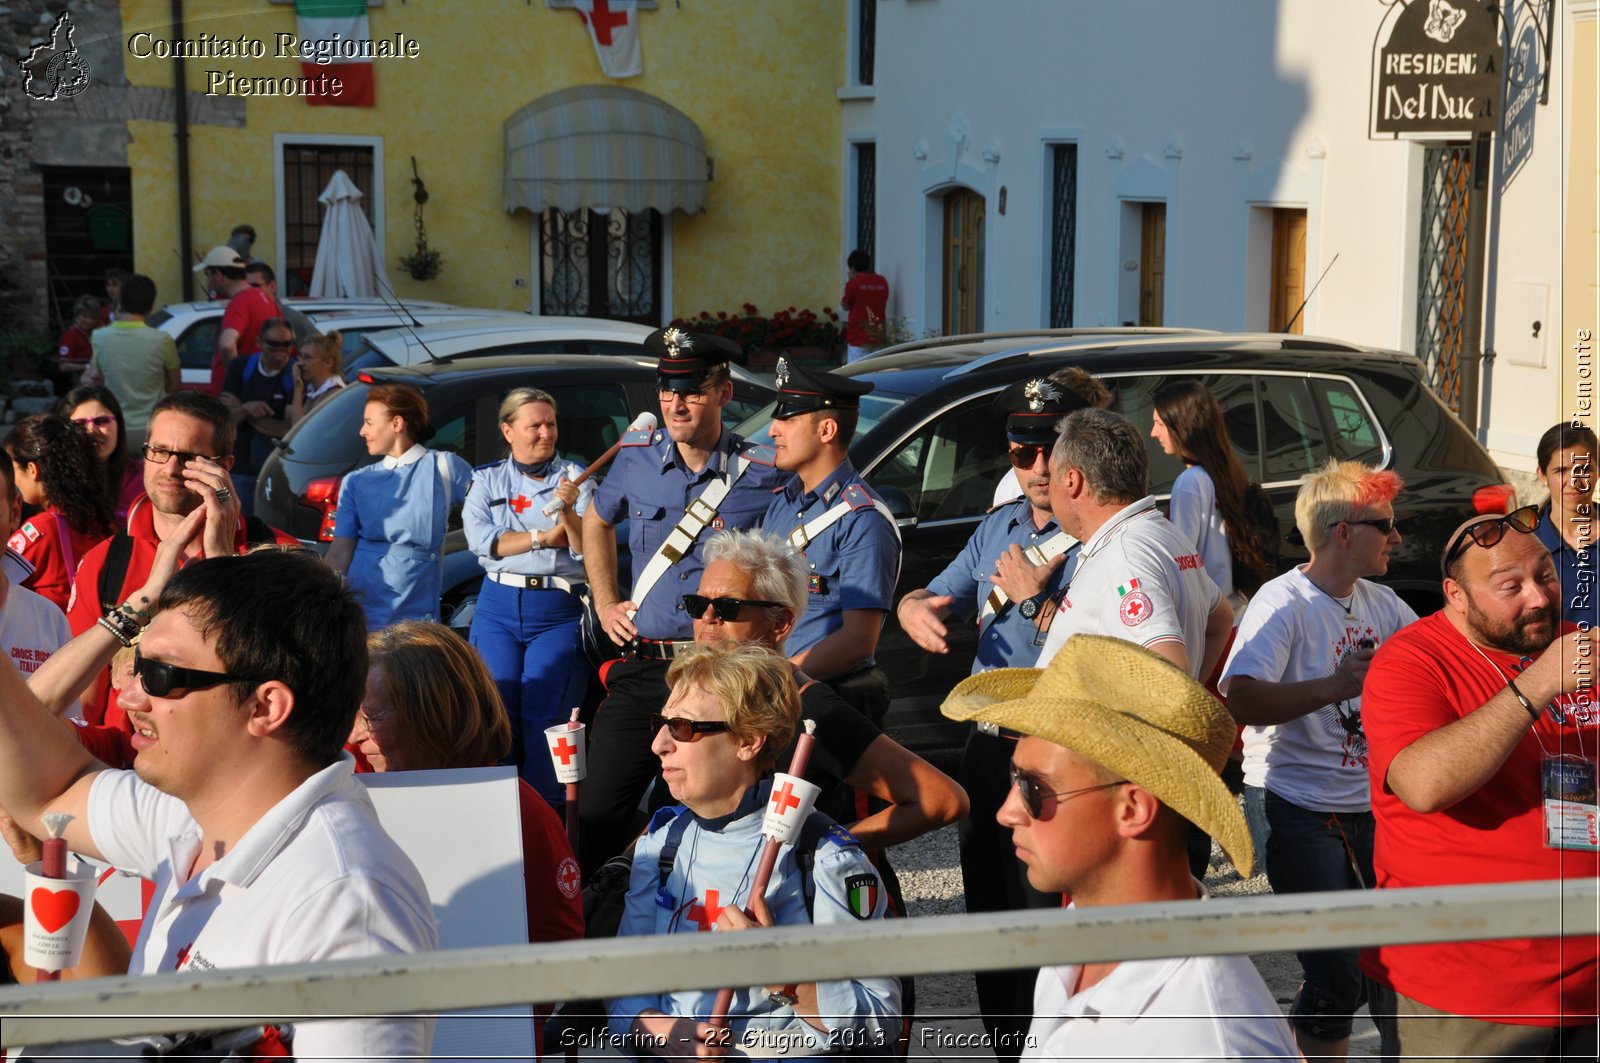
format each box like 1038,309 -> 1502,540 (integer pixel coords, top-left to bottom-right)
761,771 -> 821,844
573,0 -> 642,79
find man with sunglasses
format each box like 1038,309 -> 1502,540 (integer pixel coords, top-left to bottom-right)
1361,505 -> 1598,1058
941,635 -> 1298,1060
579,327 -> 784,872
218,317 -> 297,517
0,546 -> 438,1059
896,375 -> 1088,1060
67,391 -> 295,730
1219,459 -> 1414,1062
761,359 -> 899,720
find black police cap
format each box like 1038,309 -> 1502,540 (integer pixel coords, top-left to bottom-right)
993,376 -> 1091,443
647,327 -> 740,392
772,357 -> 875,420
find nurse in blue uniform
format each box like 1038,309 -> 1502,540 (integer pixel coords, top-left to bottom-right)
327,382 -> 472,630
464,387 -> 593,803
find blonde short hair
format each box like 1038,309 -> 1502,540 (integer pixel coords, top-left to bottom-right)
299,331 -> 343,373
666,642 -> 798,771
1294,458 -> 1404,552
499,387 -> 557,424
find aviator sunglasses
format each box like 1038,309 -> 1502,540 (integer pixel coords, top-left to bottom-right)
1009,763 -> 1126,820
1008,444 -> 1049,469
134,649 -> 262,698
649,713 -> 732,743
1441,504 -> 1541,576
682,594 -> 785,621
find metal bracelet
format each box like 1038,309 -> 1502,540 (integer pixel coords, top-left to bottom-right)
97,614 -> 135,648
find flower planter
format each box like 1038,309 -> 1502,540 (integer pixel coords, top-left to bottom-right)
743,345 -> 843,372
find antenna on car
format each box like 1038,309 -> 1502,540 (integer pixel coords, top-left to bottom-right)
1281,253 -> 1339,334
372,270 -> 441,364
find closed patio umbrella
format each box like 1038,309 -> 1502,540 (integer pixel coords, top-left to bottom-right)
308,169 -> 380,299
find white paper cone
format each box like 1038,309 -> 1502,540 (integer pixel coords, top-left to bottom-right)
545,722 -> 587,783
22,859 -> 97,972
762,773 -> 822,843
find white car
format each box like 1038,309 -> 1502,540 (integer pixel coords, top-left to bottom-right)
356,316 -> 655,368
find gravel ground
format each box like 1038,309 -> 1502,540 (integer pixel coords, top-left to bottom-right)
887,815 -> 1382,1059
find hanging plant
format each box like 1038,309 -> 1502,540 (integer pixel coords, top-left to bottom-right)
401,156 -> 443,281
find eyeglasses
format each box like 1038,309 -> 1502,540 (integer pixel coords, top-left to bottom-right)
134,649 -> 261,698
682,594 -> 785,621
1008,444 -> 1048,470
142,443 -> 227,465
649,713 -> 732,743
71,415 -> 116,430
657,386 -> 715,405
357,705 -> 395,731
1330,516 -> 1399,535
1442,504 -> 1541,573
1009,764 -> 1127,820
259,337 -> 294,351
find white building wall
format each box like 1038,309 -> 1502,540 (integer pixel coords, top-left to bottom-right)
842,0 -> 1567,473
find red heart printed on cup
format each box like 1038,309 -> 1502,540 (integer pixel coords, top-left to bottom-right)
30,887 -> 81,934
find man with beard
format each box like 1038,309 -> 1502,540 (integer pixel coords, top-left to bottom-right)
1363,506 -> 1598,1059
68,391 -> 295,729
1220,460 -> 1413,1062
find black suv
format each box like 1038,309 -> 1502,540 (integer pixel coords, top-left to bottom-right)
253,354 -> 775,625
736,330 -> 1513,753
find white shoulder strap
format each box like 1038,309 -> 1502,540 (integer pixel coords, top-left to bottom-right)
980,530 -> 1077,622
628,452 -> 753,614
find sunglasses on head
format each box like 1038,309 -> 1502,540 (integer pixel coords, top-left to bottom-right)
682,594 -> 785,622
1441,504 -> 1541,575
1330,516 -> 1399,535
71,415 -> 116,430
134,649 -> 261,698
649,713 -> 732,743
1009,763 -> 1126,820
1008,444 -> 1049,469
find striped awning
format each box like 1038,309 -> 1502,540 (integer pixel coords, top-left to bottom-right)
503,85 -> 708,216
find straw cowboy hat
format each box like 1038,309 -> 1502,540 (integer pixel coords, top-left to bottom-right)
941,634 -> 1253,877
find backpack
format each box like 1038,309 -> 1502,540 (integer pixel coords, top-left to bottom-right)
97,516 -> 278,613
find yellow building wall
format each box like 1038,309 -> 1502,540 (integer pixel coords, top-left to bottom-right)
121,0 -> 845,319
1565,6 -> 1598,431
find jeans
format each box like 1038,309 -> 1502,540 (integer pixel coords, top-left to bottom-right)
1265,789 -> 1395,1045
1243,784 -> 1271,878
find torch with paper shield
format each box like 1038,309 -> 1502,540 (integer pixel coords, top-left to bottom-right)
22,813 -> 99,982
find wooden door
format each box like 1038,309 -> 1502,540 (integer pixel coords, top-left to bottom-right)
1139,202 -> 1166,326
1271,208 -> 1308,333
942,189 -> 986,335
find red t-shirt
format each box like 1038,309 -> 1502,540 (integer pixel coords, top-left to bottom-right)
1362,610 -> 1599,1022
8,509 -> 110,612
841,272 -> 889,347
212,287 -> 278,393
56,324 -> 93,368
67,496 -> 297,729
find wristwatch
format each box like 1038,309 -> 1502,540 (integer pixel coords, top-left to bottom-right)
1018,593 -> 1043,620
767,984 -> 800,1007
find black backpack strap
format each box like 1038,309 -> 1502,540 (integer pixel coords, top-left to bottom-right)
98,530 -> 134,613
656,808 -> 694,895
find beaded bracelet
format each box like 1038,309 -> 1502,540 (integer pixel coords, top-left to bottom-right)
97,613 -> 136,648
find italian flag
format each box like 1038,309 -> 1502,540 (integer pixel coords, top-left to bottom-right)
296,0 -> 374,107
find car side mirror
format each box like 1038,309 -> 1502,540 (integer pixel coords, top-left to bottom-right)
875,484 -> 918,530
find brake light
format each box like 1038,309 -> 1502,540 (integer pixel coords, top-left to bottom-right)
305,475 -> 343,542
356,371 -> 377,384
1472,483 -> 1517,515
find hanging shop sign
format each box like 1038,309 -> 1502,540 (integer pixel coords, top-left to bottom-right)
1498,5 -> 1544,191
1371,0 -> 1503,137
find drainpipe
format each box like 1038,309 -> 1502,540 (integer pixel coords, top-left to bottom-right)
173,0 -> 194,301
1457,131 -> 1492,436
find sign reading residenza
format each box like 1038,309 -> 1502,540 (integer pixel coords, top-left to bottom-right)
1371,0 -> 1502,137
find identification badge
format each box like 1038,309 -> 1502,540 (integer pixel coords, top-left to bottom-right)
1541,754 -> 1600,851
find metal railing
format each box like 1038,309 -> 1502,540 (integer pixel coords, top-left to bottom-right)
3,879 -> 1596,1047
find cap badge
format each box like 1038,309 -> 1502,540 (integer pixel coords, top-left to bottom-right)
775,357 -> 791,388
1024,378 -> 1062,412
661,327 -> 694,357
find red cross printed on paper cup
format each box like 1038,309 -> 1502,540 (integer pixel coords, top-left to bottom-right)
22,858 -> 99,972
761,771 -> 821,844
544,721 -> 587,783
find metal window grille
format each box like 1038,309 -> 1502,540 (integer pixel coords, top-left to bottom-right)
1049,144 -> 1078,328
1415,144 -> 1473,411
540,208 -> 660,324
857,0 -> 876,86
855,143 -> 876,263
282,145 -> 375,297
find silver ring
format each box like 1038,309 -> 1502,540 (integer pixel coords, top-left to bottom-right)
214,487 -> 232,503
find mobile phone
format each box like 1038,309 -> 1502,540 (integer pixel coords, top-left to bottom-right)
1358,637 -> 1377,650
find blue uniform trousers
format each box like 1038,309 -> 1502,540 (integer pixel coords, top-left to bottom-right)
469,578 -> 586,805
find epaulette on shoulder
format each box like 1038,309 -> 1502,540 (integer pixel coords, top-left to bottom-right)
819,820 -> 862,850
739,441 -> 777,466
621,428 -> 658,447
841,484 -> 879,510
646,804 -> 687,834
986,495 -> 1028,516
473,459 -> 501,472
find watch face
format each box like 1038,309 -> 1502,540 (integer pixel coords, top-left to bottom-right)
1019,597 -> 1039,619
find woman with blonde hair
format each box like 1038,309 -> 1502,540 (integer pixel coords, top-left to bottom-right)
289,331 -> 346,425
326,383 -> 472,629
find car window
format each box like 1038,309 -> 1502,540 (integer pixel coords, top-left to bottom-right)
736,393 -> 903,445
868,393 -> 1008,525
590,341 -> 648,357
537,384 -> 632,465
1312,378 -> 1383,465
147,309 -> 173,327
1109,373 -> 1264,493
173,319 -> 220,372
1259,375 -> 1328,483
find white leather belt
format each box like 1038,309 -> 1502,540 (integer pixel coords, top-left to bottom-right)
980,531 -> 1077,620
487,571 -> 584,593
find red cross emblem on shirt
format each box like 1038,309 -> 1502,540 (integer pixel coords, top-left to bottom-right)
557,859 -> 581,897
1126,598 -> 1144,618
581,0 -> 629,45
551,736 -> 579,765
508,494 -> 534,514
770,781 -> 802,816
175,943 -> 192,969
687,890 -> 725,931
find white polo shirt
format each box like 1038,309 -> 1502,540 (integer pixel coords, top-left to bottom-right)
1024,889 -> 1299,1061
88,754 -> 438,1061
1037,497 -> 1222,675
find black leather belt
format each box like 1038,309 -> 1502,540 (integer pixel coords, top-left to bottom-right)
626,638 -> 695,661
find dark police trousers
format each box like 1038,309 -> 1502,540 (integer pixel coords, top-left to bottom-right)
577,657 -> 671,875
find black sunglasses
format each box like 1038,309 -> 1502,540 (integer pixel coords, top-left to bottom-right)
1441,504 -> 1541,575
1330,516 -> 1399,535
649,713 -> 732,743
259,337 -> 294,350
1009,764 -> 1126,820
682,594 -> 785,622
134,649 -> 261,698
1008,444 -> 1048,469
